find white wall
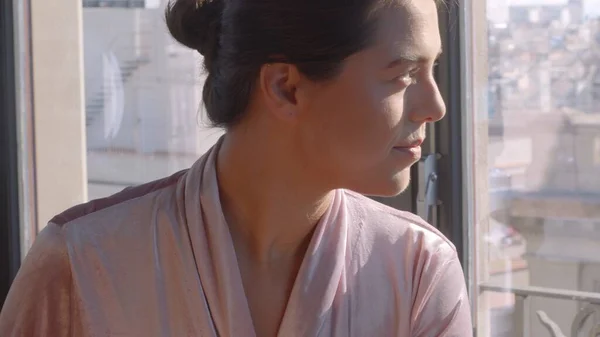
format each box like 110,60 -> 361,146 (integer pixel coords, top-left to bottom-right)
82,7 -> 222,196
83,8 -> 215,156
31,0 -> 87,229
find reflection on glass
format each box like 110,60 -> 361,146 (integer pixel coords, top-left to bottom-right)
482,0 -> 600,336
82,1 -> 222,200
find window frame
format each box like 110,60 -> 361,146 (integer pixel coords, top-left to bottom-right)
434,0 -> 479,332
0,0 -> 37,307
0,0 -> 22,307
435,1 -> 467,262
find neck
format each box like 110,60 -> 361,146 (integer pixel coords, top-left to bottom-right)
216,125 -> 334,263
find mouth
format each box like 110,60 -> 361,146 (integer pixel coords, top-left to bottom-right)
393,138 -> 424,149
392,138 -> 424,159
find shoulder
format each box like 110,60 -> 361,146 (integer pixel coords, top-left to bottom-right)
19,170 -> 188,270
340,190 -> 471,335
17,222 -> 70,281
342,189 -> 456,256
342,189 -> 459,292
51,169 -> 187,230
0,222 -> 72,334
8,169 -> 187,289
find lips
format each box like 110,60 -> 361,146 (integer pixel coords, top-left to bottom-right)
394,138 -> 424,149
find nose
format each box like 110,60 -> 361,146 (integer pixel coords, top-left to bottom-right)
407,77 -> 446,123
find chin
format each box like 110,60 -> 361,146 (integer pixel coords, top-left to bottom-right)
347,168 -> 411,197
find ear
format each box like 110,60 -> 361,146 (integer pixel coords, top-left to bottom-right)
258,63 -> 301,123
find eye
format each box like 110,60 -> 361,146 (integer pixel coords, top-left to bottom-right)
394,67 -> 420,86
399,74 -> 417,86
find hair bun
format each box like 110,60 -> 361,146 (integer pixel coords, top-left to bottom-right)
165,0 -> 224,67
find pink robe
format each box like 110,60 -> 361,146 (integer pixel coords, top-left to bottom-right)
0,140 -> 472,336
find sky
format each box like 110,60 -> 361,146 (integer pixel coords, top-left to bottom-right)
520,0 -> 600,15
509,0 -> 600,16
488,0 -> 600,23
147,0 -> 600,18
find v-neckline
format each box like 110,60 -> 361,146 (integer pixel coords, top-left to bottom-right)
186,140 -> 349,337
275,188 -> 348,337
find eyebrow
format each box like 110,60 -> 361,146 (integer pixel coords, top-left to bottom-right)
385,48 -> 443,68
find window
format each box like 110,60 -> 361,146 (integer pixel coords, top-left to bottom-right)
0,0 -> 23,306
81,3 -> 221,201
1,0 -> 225,237
5,0 -> 600,331
463,0 -> 600,336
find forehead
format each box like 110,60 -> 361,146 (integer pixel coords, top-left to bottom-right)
374,0 -> 441,60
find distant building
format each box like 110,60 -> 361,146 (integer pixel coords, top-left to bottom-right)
509,5 -> 563,25
568,0 -> 585,23
508,0 -> 584,26
488,109 -> 600,337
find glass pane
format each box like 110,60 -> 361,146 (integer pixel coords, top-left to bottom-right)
83,1 -> 222,200
469,0 -> 600,336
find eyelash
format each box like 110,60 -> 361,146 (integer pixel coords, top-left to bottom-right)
394,61 -> 439,86
396,68 -> 421,86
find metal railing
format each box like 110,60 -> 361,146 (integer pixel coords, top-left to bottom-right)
480,283 -> 600,337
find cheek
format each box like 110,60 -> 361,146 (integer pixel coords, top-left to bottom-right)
323,81 -> 404,168
343,83 -> 405,146
381,93 -> 406,130
299,63 -> 409,180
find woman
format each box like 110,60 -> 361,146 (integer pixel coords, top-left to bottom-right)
0,0 -> 472,335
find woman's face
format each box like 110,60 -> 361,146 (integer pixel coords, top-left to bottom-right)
296,0 -> 445,197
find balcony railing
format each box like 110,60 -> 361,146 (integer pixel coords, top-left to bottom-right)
480,283 -> 600,337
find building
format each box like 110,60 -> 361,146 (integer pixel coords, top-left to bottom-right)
81,5 -> 223,198
508,0 -> 585,26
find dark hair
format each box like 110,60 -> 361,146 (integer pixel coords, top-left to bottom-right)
165,0 -> 393,128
